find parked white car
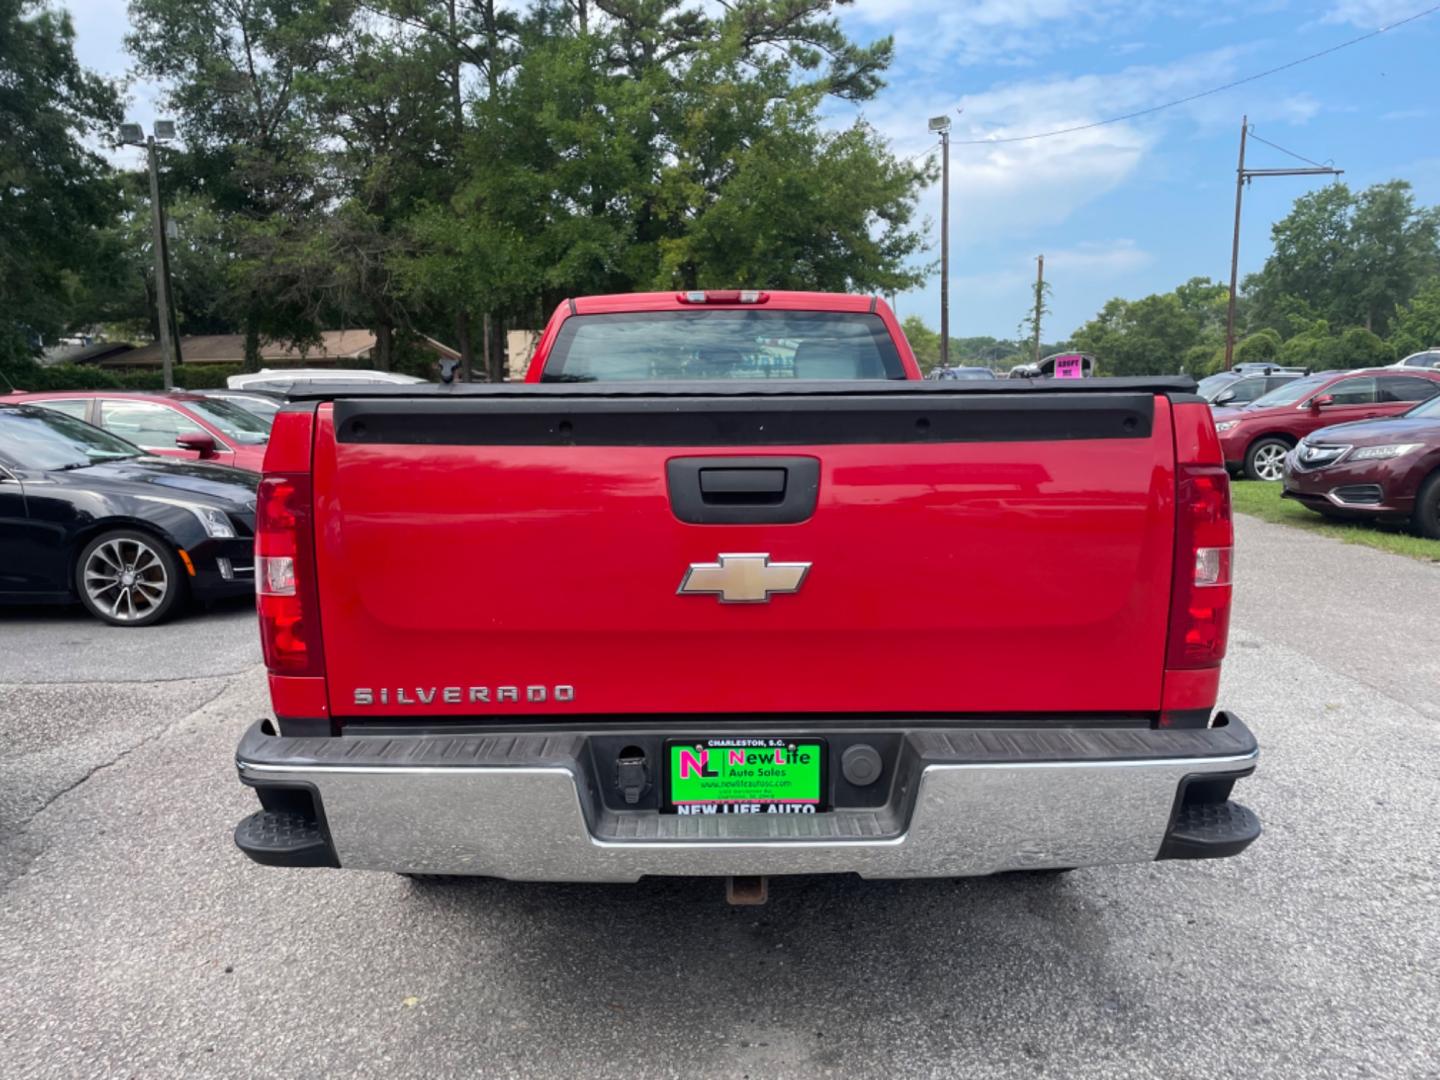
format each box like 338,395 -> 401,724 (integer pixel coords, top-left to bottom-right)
226,368 -> 427,391
1390,350 -> 1440,370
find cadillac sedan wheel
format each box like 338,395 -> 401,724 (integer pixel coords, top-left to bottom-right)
1244,438 -> 1289,482
76,530 -> 182,627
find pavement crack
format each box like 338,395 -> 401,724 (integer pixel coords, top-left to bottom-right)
1,674 -> 244,891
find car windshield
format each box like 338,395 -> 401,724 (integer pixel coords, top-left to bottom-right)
0,406 -> 141,469
1247,375 -> 1329,409
1197,374 -> 1236,401
541,310 -> 907,381
222,396 -> 281,421
184,397 -> 271,443
1405,395 -> 1440,419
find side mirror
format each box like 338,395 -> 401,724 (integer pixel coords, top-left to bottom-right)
1214,390 -> 1236,405
1313,394 -> 1335,409
176,431 -> 217,458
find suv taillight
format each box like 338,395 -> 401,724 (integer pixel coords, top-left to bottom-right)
256,470 -> 323,676
1166,464 -> 1234,669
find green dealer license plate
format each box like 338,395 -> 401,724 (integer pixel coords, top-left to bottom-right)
664,738 -> 826,815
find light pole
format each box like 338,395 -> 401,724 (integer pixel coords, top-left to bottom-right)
119,120 -> 180,389
1223,116 -> 1342,370
929,115 -> 951,371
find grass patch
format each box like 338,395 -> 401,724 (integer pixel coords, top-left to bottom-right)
1230,480 -> 1440,562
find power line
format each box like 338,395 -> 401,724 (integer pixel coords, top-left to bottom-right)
925,3 -> 1439,148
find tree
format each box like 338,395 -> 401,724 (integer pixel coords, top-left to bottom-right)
392,0 -> 929,376
1247,181 -> 1440,337
1018,270 -> 1051,364
901,316 -> 939,369
126,0 -> 356,368
0,0 -> 121,364
1234,328 -> 1282,365
1070,291 -> 1212,376
1388,276 -> 1440,359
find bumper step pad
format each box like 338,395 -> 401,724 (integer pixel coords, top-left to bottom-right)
1158,800 -> 1261,861
234,809 -> 337,868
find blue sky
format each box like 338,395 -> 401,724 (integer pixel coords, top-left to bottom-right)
63,0 -> 1440,339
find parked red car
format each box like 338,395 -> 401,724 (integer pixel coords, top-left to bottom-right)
1212,368 -> 1440,481
1282,393 -> 1440,537
10,390 -> 271,472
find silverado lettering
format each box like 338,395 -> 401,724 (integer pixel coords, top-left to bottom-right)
234,290 -> 1260,900
353,686 -> 576,706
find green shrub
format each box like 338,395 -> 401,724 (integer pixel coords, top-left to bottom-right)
0,360 -> 242,392
1235,328 -> 1282,364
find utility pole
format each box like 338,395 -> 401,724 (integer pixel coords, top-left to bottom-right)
929,115 -> 952,370
1031,254 -> 1045,365
1224,116 -> 1342,370
122,121 -> 181,388
145,137 -> 176,390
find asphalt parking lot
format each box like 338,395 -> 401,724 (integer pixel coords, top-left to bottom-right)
2,515 -> 1438,1079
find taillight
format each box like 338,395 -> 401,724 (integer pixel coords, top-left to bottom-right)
1166,464 -> 1234,669
256,473 -> 323,675
255,406 -> 323,678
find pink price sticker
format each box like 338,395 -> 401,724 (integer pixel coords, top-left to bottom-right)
1053,353 -> 1084,379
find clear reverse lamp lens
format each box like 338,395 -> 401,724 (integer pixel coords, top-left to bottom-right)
257,555 -> 295,596
1195,547 -> 1233,587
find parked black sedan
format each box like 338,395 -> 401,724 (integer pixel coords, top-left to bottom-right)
0,403 -> 258,626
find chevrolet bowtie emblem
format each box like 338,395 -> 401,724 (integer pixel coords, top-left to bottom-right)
677,553 -> 811,604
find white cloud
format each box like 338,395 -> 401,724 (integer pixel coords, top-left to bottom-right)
856,43 -> 1273,246
1323,1 -> 1434,27
847,0 -> 1150,70
1045,238 -> 1153,274
949,240 -> 1150,305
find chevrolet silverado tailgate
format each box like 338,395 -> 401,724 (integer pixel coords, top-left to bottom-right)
309,385 -> 1180,718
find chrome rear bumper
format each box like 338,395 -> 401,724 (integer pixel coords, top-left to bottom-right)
235,716 -> 1260,880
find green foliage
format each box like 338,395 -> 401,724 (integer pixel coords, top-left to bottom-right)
0,360 -> 242,392
897,318 -> 1037,374
0,0 -> 122,363
901,316 -> 940,369
1234,328 -> 1282,364
1248,181 -> 1440,337
111,1 -> 932,377
1388,277 -> 1440,358
1070,287 -> 1222,377
1332,326 -> 1394,369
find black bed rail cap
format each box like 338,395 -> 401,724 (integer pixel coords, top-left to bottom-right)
283,375 -> 1199,402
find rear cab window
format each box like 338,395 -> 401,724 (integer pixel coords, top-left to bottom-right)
541,310 -> 907,381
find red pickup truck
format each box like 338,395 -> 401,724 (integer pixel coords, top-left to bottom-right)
233,290 -> 1259,894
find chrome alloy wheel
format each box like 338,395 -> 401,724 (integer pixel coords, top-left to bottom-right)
83,536 -> 170,622
1252,443 -> 1287,482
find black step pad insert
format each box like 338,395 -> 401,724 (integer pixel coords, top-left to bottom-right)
234,810 -> 337,868
1159,800 -> 1261,861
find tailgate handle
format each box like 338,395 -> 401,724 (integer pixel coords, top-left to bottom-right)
667,457 -> 820,524
699,468 -> 786,503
